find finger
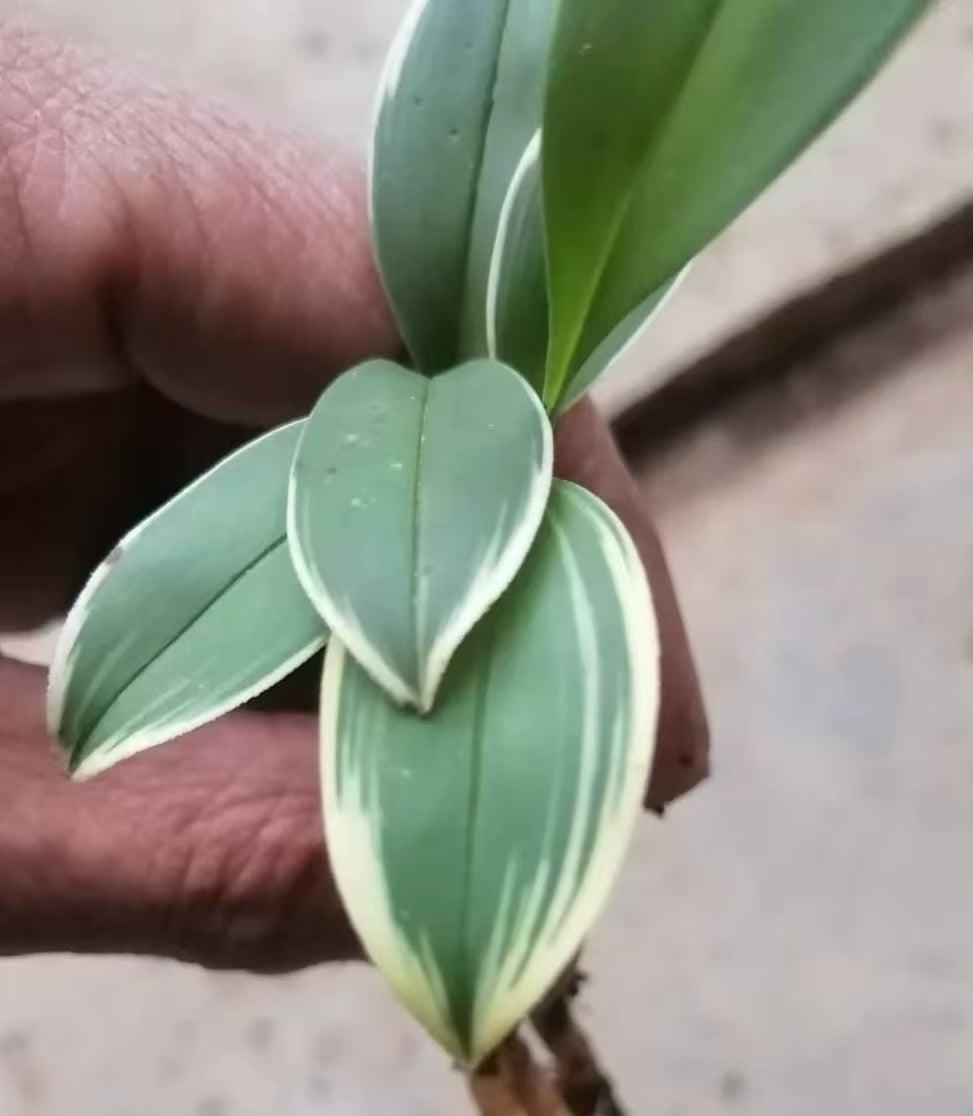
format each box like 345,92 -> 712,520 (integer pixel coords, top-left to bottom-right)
0,393 -> 144,629
554,399 -> 709,810
3,393 -> 709,808
0,390 -> 251,630
0,655 -> 358,971
0,22 -> 398,423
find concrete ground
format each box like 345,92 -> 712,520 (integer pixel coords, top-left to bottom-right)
2,2 -> 972,1113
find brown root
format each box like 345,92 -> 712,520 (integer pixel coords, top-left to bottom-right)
530,970 -> 628,1116
469,1031 -> 570,1116
469,964 -> 629,1116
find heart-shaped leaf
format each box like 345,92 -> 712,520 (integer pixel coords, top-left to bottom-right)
49,422 -> 328,780
288,359 -> 552,711
487,134 -> 687,410
371,0 -> 556,371
542,0 -> 930,400
320,481 -> 659,1065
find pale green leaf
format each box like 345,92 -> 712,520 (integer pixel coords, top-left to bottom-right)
48,423 -> 328,780
288,359 -> 552,712
486,132 -> 548,395
320,481 -> 659,1064
371,0 -> 556,370
542,0 -> 930,400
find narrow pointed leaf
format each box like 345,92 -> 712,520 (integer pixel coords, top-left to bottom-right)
48,423 -> 328,780
371,0 -> 556,370
321,481 -> 659,1064
543,0 -> 930,398
556,265 -> 689,414
288,359 -> 552,711
487,137 -> 687,411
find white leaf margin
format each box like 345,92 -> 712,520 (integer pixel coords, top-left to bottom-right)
321,638 -> 464,1056
48,422 -> 327,782
558,261 -> 692,414
319,481 -> 660,1063
67,633 -> 324,783
470,482 -> 660,1058
367,0 -> 433,231
485,128 -> 542,364
486,128 -> 692,413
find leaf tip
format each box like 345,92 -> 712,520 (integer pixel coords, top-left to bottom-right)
68,756 -> 97,784
68,739 -> 136,783
64,729 -> 153,783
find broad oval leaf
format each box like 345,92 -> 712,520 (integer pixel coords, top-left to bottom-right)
320,481 -> 659,1064
542,0 -> 930,399
371,0 -> 556,370
48,422 -> 328,780
288,359 -> 552,712
487,135 -> 687,411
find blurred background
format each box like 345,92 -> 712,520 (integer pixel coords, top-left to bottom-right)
2,1 -> 972,1112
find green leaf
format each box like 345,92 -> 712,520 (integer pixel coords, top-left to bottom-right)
542,0 -> 929,401
371,0 -> 556,371
556,265 -> 689,414
487,136 -> 687,410
320,481 -> 659,1064
486,132 -> 548,395
288,359 -> 552,712
48,423 -> 328,780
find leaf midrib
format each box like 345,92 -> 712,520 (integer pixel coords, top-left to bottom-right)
547,0 -> 727,398
73,536 -> 289,765
456,614 -> 498,1047
455,0 -> 514,363
556,0 -> 930,387
409,377 -> 431,695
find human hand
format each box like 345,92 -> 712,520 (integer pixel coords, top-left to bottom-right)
0,22 -> 707,971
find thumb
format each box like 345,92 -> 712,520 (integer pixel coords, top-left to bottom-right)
0,20 -> 397,423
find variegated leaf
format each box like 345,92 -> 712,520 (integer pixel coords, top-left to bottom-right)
486,132 -> 547,395
487,135 -> 687,411
288,359 -> 552,712
320,481 -> 659,1064
542,0 -> 930,401
371,0 -> 556,371
48,423 -> 328,780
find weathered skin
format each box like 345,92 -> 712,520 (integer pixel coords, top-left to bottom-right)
0,20 -> 707,972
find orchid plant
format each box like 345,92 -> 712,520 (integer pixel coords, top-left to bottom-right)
49,0 -> 927,1095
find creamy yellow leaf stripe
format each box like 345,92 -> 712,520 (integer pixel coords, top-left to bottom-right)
48,422 -> 327,779
320,481 -> 659,1064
